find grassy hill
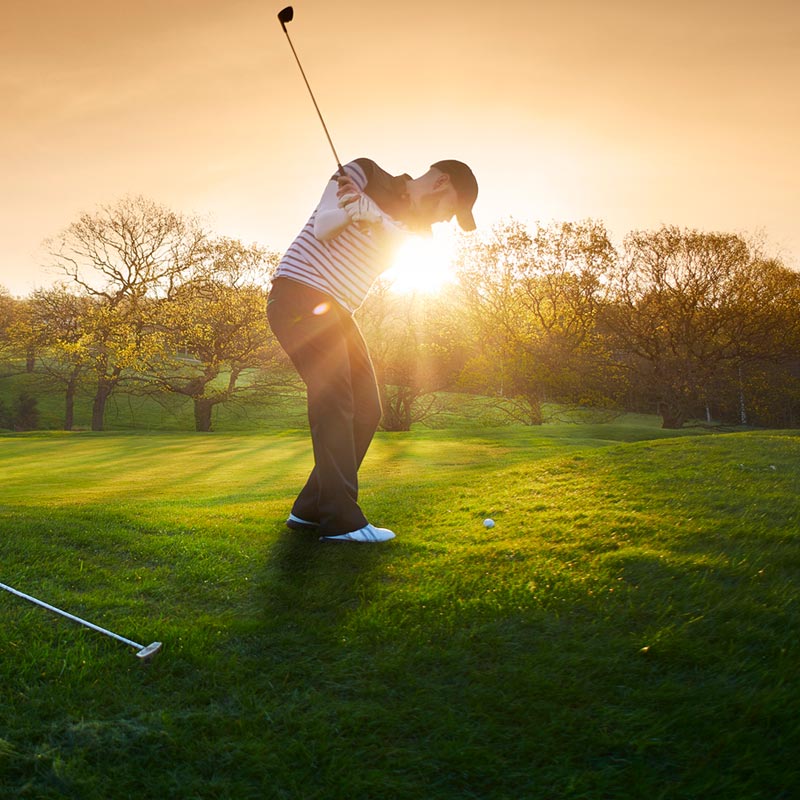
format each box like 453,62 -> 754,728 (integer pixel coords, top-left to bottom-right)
1,423 -> 798,798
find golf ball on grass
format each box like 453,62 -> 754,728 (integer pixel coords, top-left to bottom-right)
483,519 -> 495,528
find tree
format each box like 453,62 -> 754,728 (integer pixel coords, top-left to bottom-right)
356,281 -> 457,431
603,227 -> 796,428
456,219 -> 620,424
145,238 -> 283,431
0,397 -> 10,429
19,287 -> 93,430
728,262 -> 800,426
47,196 -> 207,430
12,391 -> 39,431
0,286 -> 21,374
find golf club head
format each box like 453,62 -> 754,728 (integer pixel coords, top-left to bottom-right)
136,641 -> 163,660
278,6 -> 294,32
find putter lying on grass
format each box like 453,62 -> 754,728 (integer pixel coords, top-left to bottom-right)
0,581 -> 162,661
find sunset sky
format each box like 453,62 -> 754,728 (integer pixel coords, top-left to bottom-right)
2,0 -> 798,296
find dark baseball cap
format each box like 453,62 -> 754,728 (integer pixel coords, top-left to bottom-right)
431,160 -> 478,231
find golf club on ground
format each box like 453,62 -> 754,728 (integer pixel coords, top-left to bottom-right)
0,581 -> 162,661
277,6 -> 346,177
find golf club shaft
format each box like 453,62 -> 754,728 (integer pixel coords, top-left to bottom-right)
0,581 -> 142,650
278,10 -> 345,177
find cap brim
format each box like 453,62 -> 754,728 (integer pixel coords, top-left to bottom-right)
457,209 -> 476,232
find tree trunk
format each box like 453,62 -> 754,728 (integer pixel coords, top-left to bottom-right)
64,378 -> 76,431
658,401 -> 685,429
522,393 -> 544,425
91,382 -> 112,431
379,386 -> 413,431
738,365 -> 748,425
26,347 -> 35,373
194,397 -> 214,432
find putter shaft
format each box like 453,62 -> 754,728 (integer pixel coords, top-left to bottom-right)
0,581 -> 161,659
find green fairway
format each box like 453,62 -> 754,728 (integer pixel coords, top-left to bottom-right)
1,423 -> 798,799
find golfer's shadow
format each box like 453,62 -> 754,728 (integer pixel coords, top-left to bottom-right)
253,524 -> 394,630
263,525 -> 327,579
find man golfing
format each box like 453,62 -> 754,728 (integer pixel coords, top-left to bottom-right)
267,158 -> 478,542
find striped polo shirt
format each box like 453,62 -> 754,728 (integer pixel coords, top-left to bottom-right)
274,158 -> 412,312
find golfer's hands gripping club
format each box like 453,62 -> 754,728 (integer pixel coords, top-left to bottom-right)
336,176 -> 382,229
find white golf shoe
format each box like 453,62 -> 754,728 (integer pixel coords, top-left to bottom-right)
319,523 -> 396,543
286,513 -> 320,531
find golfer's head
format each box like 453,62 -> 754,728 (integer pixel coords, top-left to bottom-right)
409,160 -> 478,232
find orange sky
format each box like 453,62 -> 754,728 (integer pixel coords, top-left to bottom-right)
2,0 -> 798,295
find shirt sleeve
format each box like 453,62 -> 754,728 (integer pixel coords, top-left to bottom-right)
311,162 -> 370,241
312,161 -> 407,242
312,179 -> 350,241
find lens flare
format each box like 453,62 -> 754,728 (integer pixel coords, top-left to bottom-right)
385,228 -> 458,294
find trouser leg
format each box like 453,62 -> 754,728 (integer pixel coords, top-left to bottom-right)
267,279 -> 381,535
292,305 -> 382,524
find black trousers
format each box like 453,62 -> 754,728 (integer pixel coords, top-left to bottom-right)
267,277 -> 382,535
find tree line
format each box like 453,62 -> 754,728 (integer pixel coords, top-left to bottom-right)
1,197 -> 798,432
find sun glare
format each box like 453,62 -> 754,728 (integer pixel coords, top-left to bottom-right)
384,228 -> 459,294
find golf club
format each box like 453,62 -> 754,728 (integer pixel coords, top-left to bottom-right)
0,581 -> 162,661
277,6 -> 346,177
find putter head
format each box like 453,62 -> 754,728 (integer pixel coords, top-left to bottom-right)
136,641 -> 162,661
278,6 -> 294,31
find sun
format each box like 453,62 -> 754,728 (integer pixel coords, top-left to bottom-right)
383,226 -> 459,294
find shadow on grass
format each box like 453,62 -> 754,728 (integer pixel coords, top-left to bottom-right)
251,524 -> 399,645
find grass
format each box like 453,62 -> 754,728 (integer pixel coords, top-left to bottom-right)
0,420 -> 798,799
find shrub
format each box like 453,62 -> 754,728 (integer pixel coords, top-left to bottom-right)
12,391 -> 39,431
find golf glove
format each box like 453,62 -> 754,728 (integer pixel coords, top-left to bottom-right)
339,193 -> 384,227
